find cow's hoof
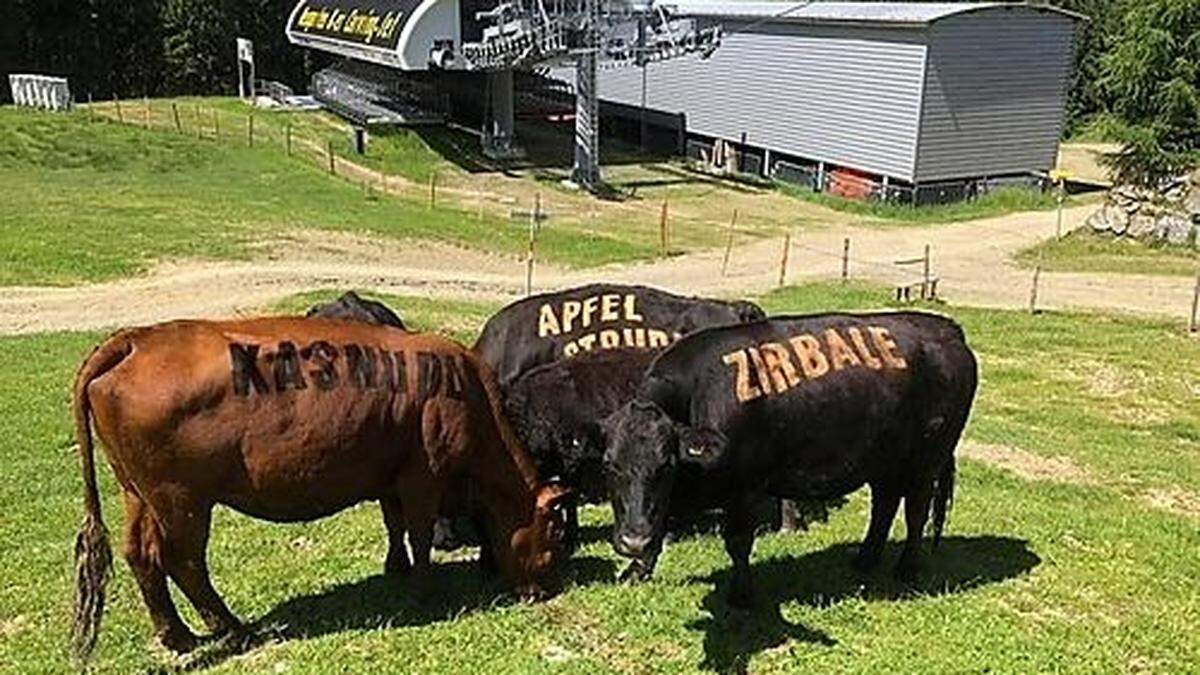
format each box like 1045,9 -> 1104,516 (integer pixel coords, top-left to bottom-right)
385,557 -> 411,577
727,585 -> 755,611
893,556 -> 921,583
618,561 -> 653,583
158,628 -> 199,654
850,549 -> 882,573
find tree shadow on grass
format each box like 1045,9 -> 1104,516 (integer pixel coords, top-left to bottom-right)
176,555 -> 617,671
686,535 -> 1039,673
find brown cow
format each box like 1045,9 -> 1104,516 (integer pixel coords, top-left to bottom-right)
69,318 -> 571,662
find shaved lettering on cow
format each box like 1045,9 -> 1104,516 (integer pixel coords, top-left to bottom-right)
271,341 -> 308,392
870,327 -> 909,369
848,326 -> 884,370
722,350 -> 762,403
721,325 -> 912,403
790,334 -> 830,380
825,328 -> 862,371
345,344 -> 378,389
302,340 -> 340,391
760,342 -> 801,392
229,343 -> 270,396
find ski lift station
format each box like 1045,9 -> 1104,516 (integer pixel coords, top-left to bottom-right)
286,1 -> 1083,202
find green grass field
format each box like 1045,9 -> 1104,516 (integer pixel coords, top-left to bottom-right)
776,183 -> 1067,225
0,106 -> 659,286
2,282 -> 1197,673
1016,228 -> 1200,277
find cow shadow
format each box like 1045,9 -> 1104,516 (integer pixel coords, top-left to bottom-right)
177,555 -> 617,671
687,535 -> 1039,673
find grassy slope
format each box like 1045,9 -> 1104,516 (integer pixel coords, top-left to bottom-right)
2,284 -> 1197,672
1016,229 -> 1200,277
776,183 -> 1066,225
0,107 -> 651,286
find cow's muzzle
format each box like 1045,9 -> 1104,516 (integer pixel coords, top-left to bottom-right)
614,533 -> 653,558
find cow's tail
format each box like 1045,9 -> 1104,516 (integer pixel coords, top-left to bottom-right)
70,332 -> 132,664
930,455 -> 955,549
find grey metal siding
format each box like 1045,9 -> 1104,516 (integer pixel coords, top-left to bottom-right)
914,8 -> 1076,182
592,23 -> 928,181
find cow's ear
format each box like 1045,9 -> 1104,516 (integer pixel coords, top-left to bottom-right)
676,425 -> 727,468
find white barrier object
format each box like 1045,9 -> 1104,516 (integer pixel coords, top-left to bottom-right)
8,74 -> 73,111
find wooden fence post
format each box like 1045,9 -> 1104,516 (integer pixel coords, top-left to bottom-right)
1190,269 -> 1200,333
526,199 -> 538,296
922,244 -> 931,299
429,171 -> 438,209
213,109 -> 220,141
842,237 -> 851,283
1029,265 -> 1041,314
721,209 -> 738,276
327,140 -> 335,174
87,93 -> 95,121
778,232 -> 791,287
247,113 -> 254,147
659,199 -> 669,257
171,102 -> 182,133
114,95 -> 123,123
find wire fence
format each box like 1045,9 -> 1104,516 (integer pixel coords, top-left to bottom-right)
75,97 -> 1200,331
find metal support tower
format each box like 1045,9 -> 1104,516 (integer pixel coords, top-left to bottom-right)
572,0 -> 602,189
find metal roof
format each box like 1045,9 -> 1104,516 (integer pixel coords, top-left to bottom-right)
663,2 -> 1085,25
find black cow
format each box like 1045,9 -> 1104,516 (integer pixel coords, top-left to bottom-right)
603,312 -> 977,607
504,348 -> 823,556
306,291 -> 406,330
429,285 -> 765,553
473,283 -> 765,388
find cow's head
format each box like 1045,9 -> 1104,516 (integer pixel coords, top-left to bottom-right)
602,399 -> 726,564
509,482 -> 574,597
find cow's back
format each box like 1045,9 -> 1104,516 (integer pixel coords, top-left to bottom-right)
642,312 -> 976,494
88,318 -> 490,521
474,283 -> 760,386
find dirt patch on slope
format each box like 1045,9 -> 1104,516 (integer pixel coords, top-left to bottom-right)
0,232 -> 560,335
961,442 -> 1099,485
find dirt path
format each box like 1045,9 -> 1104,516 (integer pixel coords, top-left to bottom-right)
2,203 -> 1193,335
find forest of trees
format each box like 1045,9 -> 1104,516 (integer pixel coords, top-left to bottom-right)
0,0 -> 327,102
1,0 -> 1196,183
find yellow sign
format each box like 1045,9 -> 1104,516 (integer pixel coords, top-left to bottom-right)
722,325 -> 907,403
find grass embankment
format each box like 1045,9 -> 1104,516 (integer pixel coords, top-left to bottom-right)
2,283 -> 1196,672
777,183 -> 1066,224
0,105 -> 653,286
1016,229 -> 1200,277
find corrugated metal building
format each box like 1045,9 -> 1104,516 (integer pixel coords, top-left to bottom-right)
585,2 -> 1082,198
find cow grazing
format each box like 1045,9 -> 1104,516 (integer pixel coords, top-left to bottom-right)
473,283 -> 765,388
70,318 -> 570,662
306,290 -> 406,330
603,312 -> 977,607
505,348 -> 656,505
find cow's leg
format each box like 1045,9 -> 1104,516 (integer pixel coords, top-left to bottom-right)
779,499 -> 802,532
852,484 -> 902,572
396,485 -> 439,590
722,494 -> 757,609
473,511 -> 498,577
895,481 -> 934,582
381,497 -> 410,577
120,490 -> 197,653
157,496 -> 242,639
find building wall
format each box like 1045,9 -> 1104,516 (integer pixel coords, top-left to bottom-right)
589,22 -> 929,181
915,7 -> 1077,182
